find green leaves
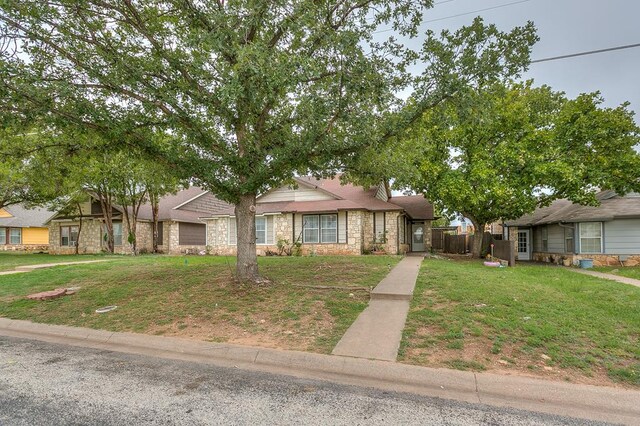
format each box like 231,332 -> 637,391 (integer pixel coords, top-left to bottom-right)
391,81 -> 640,235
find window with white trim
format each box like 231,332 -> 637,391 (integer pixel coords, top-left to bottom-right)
102,222 -> 123,246
579,222 -> 602,253
565,227 -> 575,253
9,228 -> 21,245
61,225 -> 79,247
541,226 -> 548,252
0,227 -> 5,244
255,216 -> 267,245
303,214 -> 337,243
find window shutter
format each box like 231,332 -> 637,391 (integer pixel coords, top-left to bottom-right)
338,211 -> 347,243
228,217 -> 237,245
375,212 -> 385,240
294,214 -> 303,242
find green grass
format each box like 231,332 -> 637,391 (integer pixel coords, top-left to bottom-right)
594,266 -> 640,281
0,252 -> 120,272
399,258 -> 640,387
0,254 -> 400,354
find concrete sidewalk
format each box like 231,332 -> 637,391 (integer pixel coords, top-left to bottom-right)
0,318 -> 638,425
570,268 -> 640,289
332,256 -> 423,361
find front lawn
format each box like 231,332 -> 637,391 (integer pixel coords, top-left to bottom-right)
0,252 -> 118,272
593,265 -> 640,281
399,258 -> 640,387
0,255 -> 399,354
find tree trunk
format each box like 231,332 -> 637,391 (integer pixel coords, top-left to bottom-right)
150,193 -> 159,253
235,193 -> 260,283
468,217 -> 486,258
75,202 -> 82,255
98,193 -> 115,253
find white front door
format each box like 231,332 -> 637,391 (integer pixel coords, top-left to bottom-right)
517,229 -> 531,261
412,224 -> 425,252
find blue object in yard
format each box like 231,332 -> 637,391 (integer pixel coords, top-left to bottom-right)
579,259 -> 594,269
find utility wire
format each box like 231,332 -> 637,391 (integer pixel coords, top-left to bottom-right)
373,0 -> 531,34
531,42 -> 640,64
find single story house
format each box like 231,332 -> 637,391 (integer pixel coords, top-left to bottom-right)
47,187 -> 219,255
505,191 -> 640,266
0,204 -> 52,251
201,176 -> 435,256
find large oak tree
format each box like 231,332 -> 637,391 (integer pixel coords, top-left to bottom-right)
0,1 -> 537,281
386,82 -> 640,257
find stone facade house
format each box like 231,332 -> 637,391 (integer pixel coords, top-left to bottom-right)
201,176 -> 435,256
505,191 -> 640,266
47,187 -> 218,255
0,204 -> 52,251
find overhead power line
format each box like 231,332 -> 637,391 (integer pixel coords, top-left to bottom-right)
531,42 -> 640,64
373,0 -> 532,34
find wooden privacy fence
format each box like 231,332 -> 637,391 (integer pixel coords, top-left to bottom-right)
432,229 -> 445,250
490,239 -> 516,266
443,234 -> 471,254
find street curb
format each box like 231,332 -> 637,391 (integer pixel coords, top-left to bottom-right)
1,318 -> 638,425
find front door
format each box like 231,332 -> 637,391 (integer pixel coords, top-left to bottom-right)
517,229 -> 531,261
412,224 -> 425,252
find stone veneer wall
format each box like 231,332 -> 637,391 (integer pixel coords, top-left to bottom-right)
532,251 -> 640,267
49,218 -> 154,255
204,211 -> 369,256
0,244 -> 49,252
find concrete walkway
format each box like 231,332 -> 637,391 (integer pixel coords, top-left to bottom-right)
0,260 -> 112,276
0,318 -> 638,425
331,256 -> 423,361
569,268 -> 640,289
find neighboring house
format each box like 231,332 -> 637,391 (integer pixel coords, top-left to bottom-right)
505,191 -> 640,266
201,176 -> 435,256
47,187 -> 220,255
0,204 -> 52,251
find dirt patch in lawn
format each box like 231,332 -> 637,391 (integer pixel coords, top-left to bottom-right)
147,299 -> 338,351
402,332 -> 619,387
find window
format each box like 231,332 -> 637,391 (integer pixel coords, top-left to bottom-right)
102,222 -> 123,246
0,227 -> 5,244
255,216 -> 267,245
579,222 -> 602,253
113,222 -> 123,246
541,226 -> 548,252
374,212 -> 385,240
60,226 -> 79,247
303,215 -> 319,243
565,227 -> 575,253
10,228 -> 21,245
321,215 -> 337,243
228,217 -> 272,245
228,218 -> 237,245
303,214 -> 337,243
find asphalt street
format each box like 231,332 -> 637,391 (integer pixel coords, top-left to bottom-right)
0,336 -> 611,425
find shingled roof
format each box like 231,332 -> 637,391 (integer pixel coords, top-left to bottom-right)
0,204 -> 55,228
198,176 -> 435,220
506,191 -> 640,227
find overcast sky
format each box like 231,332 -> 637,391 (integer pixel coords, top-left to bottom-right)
411,0 -> 640,115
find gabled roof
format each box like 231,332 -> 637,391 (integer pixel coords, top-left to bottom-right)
199,176 -> 435,220
506,192 -> 640,227
0,204 -> 55,228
